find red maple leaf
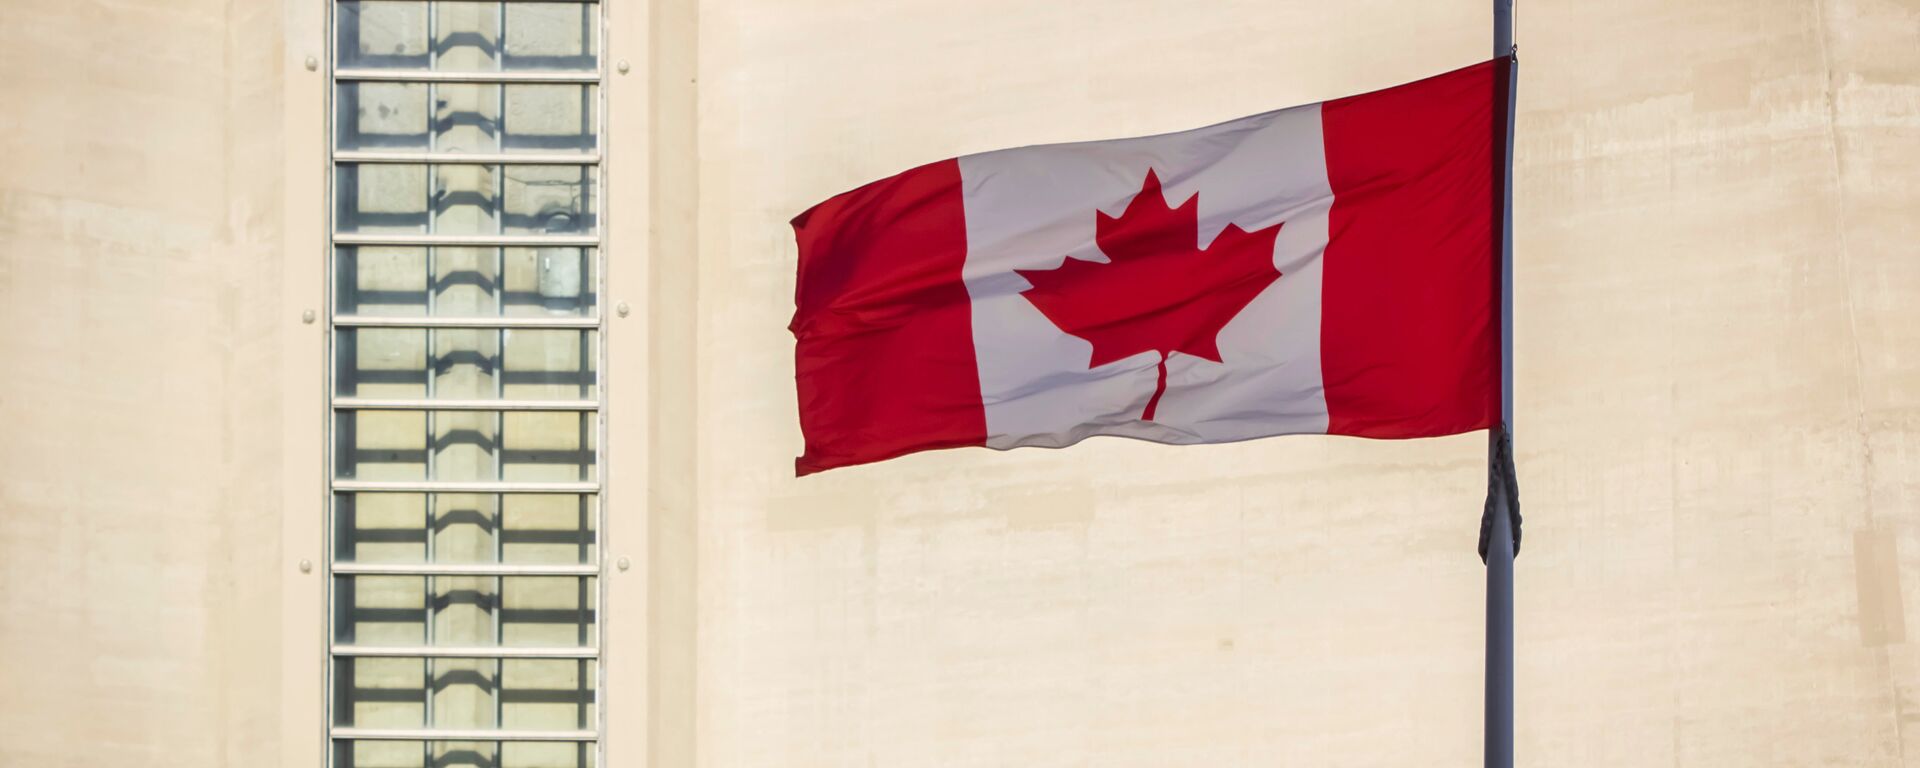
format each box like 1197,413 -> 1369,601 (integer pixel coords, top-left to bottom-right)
1016,169 -> 1283,421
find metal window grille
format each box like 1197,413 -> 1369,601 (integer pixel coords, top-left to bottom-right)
325,2 -> 606,766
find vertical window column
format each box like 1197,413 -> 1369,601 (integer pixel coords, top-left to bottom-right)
327,2 -> 605,767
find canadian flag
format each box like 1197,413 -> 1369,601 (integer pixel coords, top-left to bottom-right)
790,58 -> 1511,475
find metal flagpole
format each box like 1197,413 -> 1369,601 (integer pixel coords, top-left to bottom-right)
1486,1 -> 1519,767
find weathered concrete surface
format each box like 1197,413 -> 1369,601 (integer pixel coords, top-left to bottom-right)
692,0 -> 1920,765
0,0 -> 1916,765
0,0 -> 289,766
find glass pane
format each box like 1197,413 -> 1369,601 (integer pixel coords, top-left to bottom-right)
503,3 -> 598,71
502,495 -> 597,564
505,247 -> 595,316
337,1 -> 429,70
335,164 -> 430,234
336,247 -> 427,315
433,164 -> 498,234
433,2 -> 500,71
503,85 -> 597,152
334,164 -> 598,236
500,411 -> 597,482
336,410 -> 429,482
435,329 -> 503,397
432,248 -> 502,314
334,329 -> 598,400
500,165 -> 596,234
501,658 -> 596,730
331,658 -> 597,729
434,83 -> 501,154
333,656 -> 426,728
332,3 -> 603,764
335,328 -> 431,400
334,410 -> 596,482
336,84 -> 598,154
332,739 -> 596,768
334,247 -> 598,318
503,576 -> 597,647
501,330 -> 596,398
336,82 -> 429,151
433,410 -> 499,481
332,493 -> 599,566
334,574 -> 428,646
333,576 -> 597,649
338,1 -> 600,72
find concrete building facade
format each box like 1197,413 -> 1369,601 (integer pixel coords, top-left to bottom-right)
1,0 -> 1917,765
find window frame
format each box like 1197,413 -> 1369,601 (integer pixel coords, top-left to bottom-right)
298,2 -> 633,766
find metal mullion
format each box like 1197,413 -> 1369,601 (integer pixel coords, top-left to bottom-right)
323,3 -> 611,766
428,1 -> 439,165
420,267 -> 436,757
324,5 -> 341,766
332,233 -> 599,248
333,480 -> 597,494
422,13 -> 438,741
330,727 -> 597,743
420,636 -> 434,745
492,332 -> 507,729
577,655 -> 590,745
489,182 -> 509,588
422,57 -> 440,701
589,0 -> 607,757
492,282 -> 507,729
421,337 -> 435,744
425,2 -> 439,571
492,548 -> 504,735
420,592 -> 433,746
578,494 -> 592,580
336,151 -> 601,165
334,315 -> 597,329
495,29 -> 507,152
490,19 -> 508,729
492,10 -> 511,638
332,645 -> 597,659
492,180 -> 508,734
492,2 -> 510,396
578,54 -> 593,171
491,51 -> 510,310
333,397 -> 598,412
333,562 -> 597,577
336,69 -> 599,84
330,0 -> 602,3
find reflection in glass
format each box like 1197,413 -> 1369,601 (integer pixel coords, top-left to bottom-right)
336,1 -> 430,70
331,657 -> 597,733
333,739 -> 596,768
333,576 -> 597,649
331,2 -> 603,763
333,409 -> 597,482
333,493 -> 598,566
338,1 -> 600,72
334,247 -> 599,318
336,164 -> 430,234
334,164 -> 597,236
337,82 -> 600,155
503,3 -> 598,71
336,82 -> 430,151
334,329 -> 597,400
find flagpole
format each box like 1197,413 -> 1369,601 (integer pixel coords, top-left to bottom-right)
1487,1 -> 1518,767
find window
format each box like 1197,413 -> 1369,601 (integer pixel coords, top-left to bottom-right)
327,2 -> 605,766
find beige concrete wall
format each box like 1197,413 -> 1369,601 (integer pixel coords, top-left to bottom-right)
0,0 -> 296,766
0,0 -> 1916,766
695,0 -> 1920,766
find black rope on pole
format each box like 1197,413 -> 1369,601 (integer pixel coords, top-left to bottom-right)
1478,424 -> 1522,562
